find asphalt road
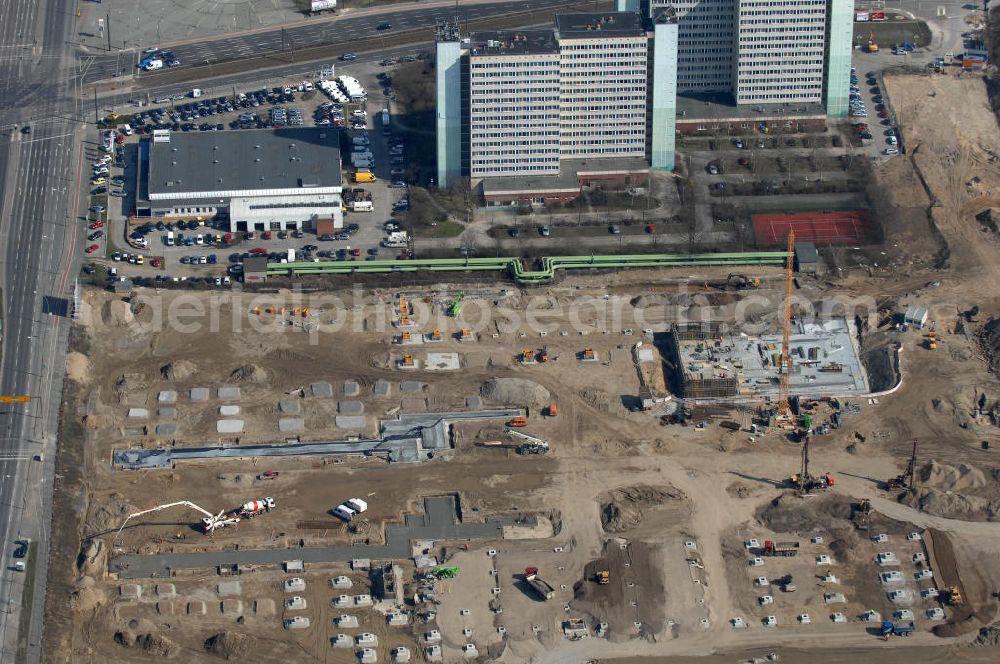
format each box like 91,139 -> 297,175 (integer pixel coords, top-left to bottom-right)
82,0 -> 592,84
0,1 -> 81,662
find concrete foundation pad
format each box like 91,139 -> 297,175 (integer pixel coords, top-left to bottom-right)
399,381 -> 424,394
156,601 -> 175,615
254,598 -> 276,616
219,405 -> 241,416
217,581 -> 242,596
374,380 -> 391,397
124,391 -> 148,406
311,381 -> 333,398
279,418 -> 305,432
425,353 -> 460,371
342,380 -> 359,397
189,387 -> 209,401
335,415 -> 368,429
217,386 -> 241,400
221,598 -> 243,614
155,423 -> 177,436
157,390 -> 178,403
157,407 -> 177,418
278,400 -> 301,414
127,408 -> 149,419
155,583 -> 176,598
119,584 -> 142,599
217,420 -> 244,434
338,401 -> 364,415
187,600 -> 206,615
637,347 -> 656,362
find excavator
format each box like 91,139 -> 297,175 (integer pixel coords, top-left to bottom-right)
594,570 -> 610,585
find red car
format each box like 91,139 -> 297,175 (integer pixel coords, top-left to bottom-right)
645,224 -> 655,234
350,247 -> 361,257
150,258 -> 161,268
115,134 -> 125,144
249,247 -> 268,255
89,221 -> 104,229
85,244 -> 99,253
262,231 -> 272,240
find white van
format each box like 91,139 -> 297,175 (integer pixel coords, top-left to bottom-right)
333,505 -> 356,521
143,59 -> 163,71
165,231 -> 175,246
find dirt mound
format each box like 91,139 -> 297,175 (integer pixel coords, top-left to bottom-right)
919,460 -> 988,491
229,364 -> 268,384
102,300 -> 134,326
205,631 -> 255,659
601,485 -> 687,533
160,360 -> 197,381
828,534 -> 864,563
77,539 -> 106,577
115,618 -> 179,657
756,494 -> 854,534
902,487 -> 1000,521
480,377 -> 549,406
65,352 -> 90,383
978,317 -> 1000,377
69,580 -> 105,613
972,622 -> 1000,647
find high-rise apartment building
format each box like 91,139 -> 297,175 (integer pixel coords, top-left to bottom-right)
554,13 -> 650,159
646,0 -> 853,114
437,11 -> 678,196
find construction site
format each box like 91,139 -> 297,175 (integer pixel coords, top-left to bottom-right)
40,53 -> 1000,664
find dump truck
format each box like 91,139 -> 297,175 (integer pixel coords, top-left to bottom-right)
507,416 -> 527,428
523,567 -> 555,600
762,540 -> 800,557
880,621 -> 915,638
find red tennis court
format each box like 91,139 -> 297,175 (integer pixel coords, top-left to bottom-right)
752,211 -> 875,247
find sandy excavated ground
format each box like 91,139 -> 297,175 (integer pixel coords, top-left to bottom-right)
41,71 -> 1000,664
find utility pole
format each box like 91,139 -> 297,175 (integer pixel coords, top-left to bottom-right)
93,87 -> 98,124
106,13 -> 112,52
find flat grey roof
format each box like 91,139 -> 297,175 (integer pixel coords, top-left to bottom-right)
469,29 -> 558,56
555,12 -> 646,38
148,128 -> 342,198
677,92 -> 826,122
795,241 -> 819,264
481,157 -> 650,195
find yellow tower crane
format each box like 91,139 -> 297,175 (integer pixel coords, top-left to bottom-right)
778,230 -> 795,416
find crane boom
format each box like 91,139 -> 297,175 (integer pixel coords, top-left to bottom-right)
115,500 -> 229,541
778,230 -> 796,416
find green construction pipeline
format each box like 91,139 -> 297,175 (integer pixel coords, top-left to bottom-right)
265,252 -> 787,285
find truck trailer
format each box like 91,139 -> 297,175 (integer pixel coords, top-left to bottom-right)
524,567 -> 555,600
762,540 -> 800,557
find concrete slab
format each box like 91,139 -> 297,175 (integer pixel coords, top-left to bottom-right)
425,353 -> 460,371
338,401 -> 364,415
221,598 -> 243,615
189,387 -> 209,401
219,405 -> 241,416
217,581 -> 242,596
335,415 -> 368,429
155,583 -> 176,598
312,381 -> 333,398
187,600 -> 207,615
637,347 -> 656,362
217,420 -> 244,434
342,380 -> 359,397
399,381 -> 424,394
119,584 -> 142,599
156,601 -> 175,615
279,418 -> 305,433
124,391 -> 148,406
374,380 -> 391,397
157,390 -> 178,403
127,408 -> 149,419
465,396 -> 484,409
401,398 -> 427,412
157,407 -> 177,418
278,400 -> 301,414
218,386 -> 241,400
254,598 -> 276,616
155,423 -> 177,436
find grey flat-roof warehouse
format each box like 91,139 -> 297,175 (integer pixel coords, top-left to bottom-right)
141,128 -> 343,232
